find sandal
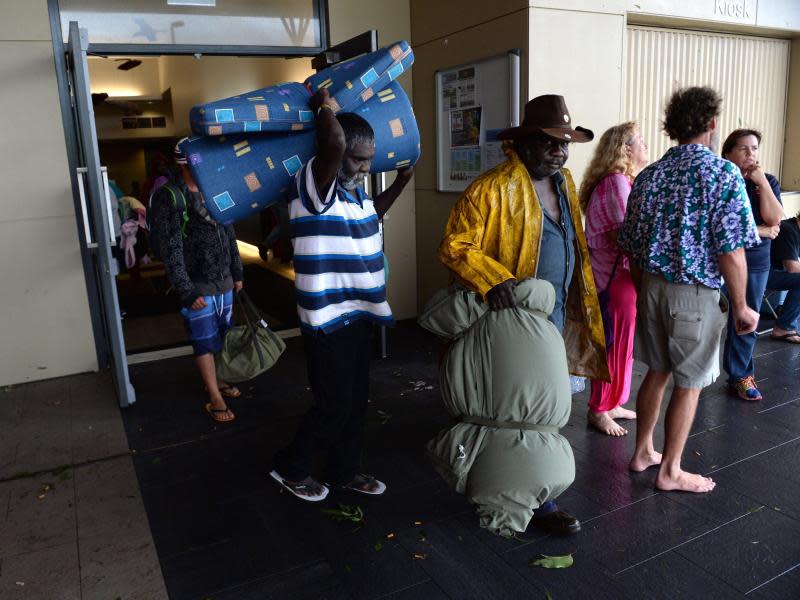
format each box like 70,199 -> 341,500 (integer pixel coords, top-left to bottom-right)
339,474 -> 386,496
205,402 -> 235,423
771,332 -> 800,344
269,470 -> 329,502
218,384 -> 242,398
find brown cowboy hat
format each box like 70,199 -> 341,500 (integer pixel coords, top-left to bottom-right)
497,94 -> 594,143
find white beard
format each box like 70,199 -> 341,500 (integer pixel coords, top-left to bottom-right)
337,170 -> 365,190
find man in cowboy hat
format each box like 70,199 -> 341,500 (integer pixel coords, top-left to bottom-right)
438,94 -> 608,535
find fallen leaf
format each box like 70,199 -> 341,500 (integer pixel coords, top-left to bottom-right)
322,503 -> 364,524
374,541 -> 383,552
413,553 -> 427,560
37,483 -> 54,500
530,554 -> 574,569
748,506 -> 765,513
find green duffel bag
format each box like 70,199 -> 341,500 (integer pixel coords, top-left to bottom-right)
215,290 -> 286,383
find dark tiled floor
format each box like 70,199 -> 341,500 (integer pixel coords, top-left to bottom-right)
123,321 -> 800,600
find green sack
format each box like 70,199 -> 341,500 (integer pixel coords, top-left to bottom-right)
215,290 -> 286,383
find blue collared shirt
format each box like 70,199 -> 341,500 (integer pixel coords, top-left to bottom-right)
536,171 -> 575,333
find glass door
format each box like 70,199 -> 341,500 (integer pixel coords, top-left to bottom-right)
67,21 -> 136,407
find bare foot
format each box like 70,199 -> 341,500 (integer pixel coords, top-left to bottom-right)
629,450 -> 663,472
587,410 -> 628,436
655,469 -> 715,493
608,406 -> 637,420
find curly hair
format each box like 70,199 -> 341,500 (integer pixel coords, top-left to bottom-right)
721,128 -> 762,158
662,86 -> 721,141
578,121 -> 638,211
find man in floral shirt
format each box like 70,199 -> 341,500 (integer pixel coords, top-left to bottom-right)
618,86 -> 759,493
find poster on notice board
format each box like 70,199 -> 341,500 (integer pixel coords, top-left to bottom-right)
435,52 -> 520,192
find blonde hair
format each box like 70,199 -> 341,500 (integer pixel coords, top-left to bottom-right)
578,121 -> 638,212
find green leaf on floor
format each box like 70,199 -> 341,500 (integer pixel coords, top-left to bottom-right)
376,409 -> 392,425
374,541 -> 383,552
530,554 -> 574,569
748,505 -> 765,513
322,503 -> 364,524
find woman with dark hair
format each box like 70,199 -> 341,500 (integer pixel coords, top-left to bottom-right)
721,129 -> 783,401
579,121 -> 649,435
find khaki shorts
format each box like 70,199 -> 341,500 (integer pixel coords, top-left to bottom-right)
635,272 -> 727,389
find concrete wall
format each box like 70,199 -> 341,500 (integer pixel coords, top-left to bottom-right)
0,0 -> 97,385
329,0 -> 417,320
411,0 -> 530,307
528,2 -> 626,187
783,38 -> 800,194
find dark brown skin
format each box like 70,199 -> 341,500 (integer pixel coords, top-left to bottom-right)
309,89 -> 413,218
485,133 -> 570,310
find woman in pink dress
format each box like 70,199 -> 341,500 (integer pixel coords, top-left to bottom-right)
579,122 -> 649,436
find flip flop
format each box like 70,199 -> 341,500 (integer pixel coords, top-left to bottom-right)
218,384 -> 242,398
770,332 -> 800,344
205,402 -> 235,423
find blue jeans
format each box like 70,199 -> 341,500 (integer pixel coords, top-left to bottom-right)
766,269 -> 800,331
722,269 -> 769,381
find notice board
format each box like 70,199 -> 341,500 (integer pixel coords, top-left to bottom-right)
435,50 -> 520,193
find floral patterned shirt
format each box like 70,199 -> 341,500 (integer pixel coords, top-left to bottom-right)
618,144 -> 758,289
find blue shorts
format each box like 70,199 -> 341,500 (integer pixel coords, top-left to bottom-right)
180,290 -> 234,356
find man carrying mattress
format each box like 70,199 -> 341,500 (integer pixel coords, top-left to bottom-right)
438,95 -> 609,535
270,89 -> 414,502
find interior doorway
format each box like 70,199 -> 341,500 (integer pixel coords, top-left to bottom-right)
57,12 -> 378,406
87,53 -> 316,354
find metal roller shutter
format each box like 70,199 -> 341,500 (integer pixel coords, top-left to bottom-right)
626,25 -> 790,177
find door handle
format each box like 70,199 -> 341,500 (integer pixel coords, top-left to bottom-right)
75,167 -> 97,249
100,166 -> 117,246
77,166 -> 117,247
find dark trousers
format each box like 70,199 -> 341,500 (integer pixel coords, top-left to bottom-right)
766,269 -> 800,331
275,320 -> 372,484
722,268 -> 769,380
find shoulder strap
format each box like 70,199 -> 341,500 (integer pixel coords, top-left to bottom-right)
161,185 -> 189,237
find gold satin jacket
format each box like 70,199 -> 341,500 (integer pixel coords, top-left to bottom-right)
438,147 -> 610,381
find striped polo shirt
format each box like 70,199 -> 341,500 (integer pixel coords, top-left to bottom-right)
288,157 -> 393,334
